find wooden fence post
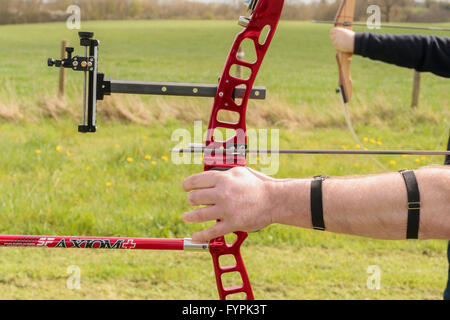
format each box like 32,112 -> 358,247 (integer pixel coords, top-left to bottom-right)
411,70 -> 421,109
59,40 -> 68,98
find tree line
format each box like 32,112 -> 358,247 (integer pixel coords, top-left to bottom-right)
0,0 -> 448,25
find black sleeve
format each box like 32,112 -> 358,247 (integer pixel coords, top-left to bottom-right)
354,33 -> 450,78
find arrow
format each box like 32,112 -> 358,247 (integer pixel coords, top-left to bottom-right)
312,20 -> 450,32
171,148 -> 450,156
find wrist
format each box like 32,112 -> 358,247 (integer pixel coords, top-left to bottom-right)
263,179 -> 311,228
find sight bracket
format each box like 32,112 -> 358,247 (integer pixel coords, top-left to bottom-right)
48,32 -> 267,133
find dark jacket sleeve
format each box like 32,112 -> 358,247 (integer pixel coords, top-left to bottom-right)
354,33 -> 450,78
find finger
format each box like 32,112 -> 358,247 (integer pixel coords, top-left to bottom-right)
191,222 -> 231,242
332,27 -> 346,32
183,171 -> 222,192
187,188 -> 221,206
182,206 -> 222,223
330,27 -> 339,37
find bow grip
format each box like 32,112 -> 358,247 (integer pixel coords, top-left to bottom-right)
207,165 -> 253,300
209,231 -> 254,300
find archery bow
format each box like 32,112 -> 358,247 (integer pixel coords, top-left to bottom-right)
12,0 -> 447,301
335,0 -> 355,104
204,0 -> 284,300
332,0 -> 450,167
334,0 -> 389,170
44,0 -> 284,301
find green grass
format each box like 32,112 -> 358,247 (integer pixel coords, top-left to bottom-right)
0,20 -> 448,300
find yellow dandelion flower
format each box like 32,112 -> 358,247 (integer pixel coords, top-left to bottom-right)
56,146 -> 62,152
106,182 -> 113,187
415,158 -> 421,163
127,157 -> 134,163
145,155 -> 152,160
35,149 -> 42,154
355,144 -> 361,149
143,136 -> 148,140
151,161 -> 157,165
86,166 -> 92,172
420,157 -> 427,161
369,139 -> 376,144
364,147 -> 369,151
161,156 -> 169,161
363,137 -> 369,142
389,160 -> 397,165
377,140 -> 382,146
402,155 -> 409,158
66,151 -> 71,157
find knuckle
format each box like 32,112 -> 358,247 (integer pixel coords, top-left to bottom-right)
230,166 -> 245,176
218,189 -> 232,203
201,229 -> 213,241
187,192 -> 198,205
196,208 -> 207,221
193,211 -> 204,223
190,174 -> 201,186
214,171 -> 228,182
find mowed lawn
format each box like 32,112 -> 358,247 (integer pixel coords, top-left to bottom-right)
0,20 -> 448,300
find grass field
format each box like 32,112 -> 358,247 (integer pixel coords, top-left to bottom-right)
0,20 -> 449,300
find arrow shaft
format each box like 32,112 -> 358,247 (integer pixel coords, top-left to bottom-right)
312,20 -> 450,32
172,148 -> 450,156
0,235 -> 211,251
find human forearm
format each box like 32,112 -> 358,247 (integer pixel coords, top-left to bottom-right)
269,167 -> 450,240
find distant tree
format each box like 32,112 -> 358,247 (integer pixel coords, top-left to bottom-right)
0,0 -> 448,25
0,0 -> 12,24
372,0 -> 408,22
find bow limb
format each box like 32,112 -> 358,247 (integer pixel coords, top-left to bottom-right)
205,0 -> 284,300
335,0 -> 355,103
337,51 -> 353,103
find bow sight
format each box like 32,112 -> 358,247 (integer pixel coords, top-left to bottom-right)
48,31 -> 267,133
48,32 -> 99,133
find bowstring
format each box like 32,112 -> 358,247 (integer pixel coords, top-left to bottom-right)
338,92 -> 389,171
430,120 -> 450,163
335,1 -> 385,170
